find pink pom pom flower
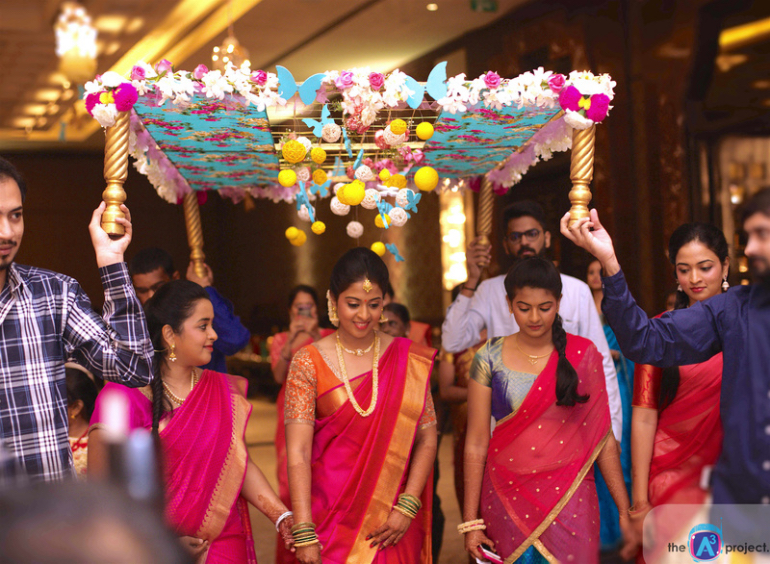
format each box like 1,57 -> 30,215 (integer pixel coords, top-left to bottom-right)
558,85 -> 582,112
114,83 -> 139,112
85,92 -> 101,115
585,94 -> 610,122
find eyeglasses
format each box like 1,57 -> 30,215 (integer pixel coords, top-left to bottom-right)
506,228 -> 541,243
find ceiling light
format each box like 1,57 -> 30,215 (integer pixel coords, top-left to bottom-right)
55,2 -> 98,84
125,17 -> 145,34
94,15 -> 127,34
427,3 -> 438,10
61,89 -> 74,101
12,117 -> 36,129
212,34 -> 249,70
35,89 -> 62,102
47,104 -> 60,115
22,104 -> 48,116
105,41 -> 121,56
753,79 -> 770,89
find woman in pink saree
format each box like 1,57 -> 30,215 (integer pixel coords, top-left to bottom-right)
89,280 -> 294,563
271,285 -> 334,564
285,248 -> 438,564
463,258 -> 636,564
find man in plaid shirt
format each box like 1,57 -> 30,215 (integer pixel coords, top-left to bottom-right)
0,157 -> 153,482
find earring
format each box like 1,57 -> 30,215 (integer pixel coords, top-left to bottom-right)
168,343 -> 177,362
326,291 -> 339,327
380,313 -> 388,324
677,284 -> 682,292
722,277 -> 730,291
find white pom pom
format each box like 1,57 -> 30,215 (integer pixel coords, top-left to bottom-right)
346,220 -> 364,238
297,205 -> 313,222
383,126 -> 407,147
330,196 -> 350,216
355,165 -> 375,182
333,182 -> 346,195
296,167 -> 311,182
297,136 -> 312,151
395,188 -> 414,208
360,189 -> 381,210
389,207 -> 408,226
322,123 -> 342,143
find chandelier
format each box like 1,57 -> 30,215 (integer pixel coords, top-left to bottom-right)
55,1 -> 98,84
211,34 -> 250,71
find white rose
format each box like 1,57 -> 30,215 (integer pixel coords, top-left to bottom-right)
101,71 -> 126,88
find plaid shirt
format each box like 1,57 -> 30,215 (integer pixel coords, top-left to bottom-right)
0,262 -> 153,482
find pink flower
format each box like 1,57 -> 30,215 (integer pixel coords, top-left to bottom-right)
193,64 -> 208,80
85,92 -> 101,115
368,72 -> 385,90
493,182 -> 508,196
130,65 -> 146,81
196,191 -> 208,205
548,74 -> 566,93
558,85 -> 582,112
252,70 -> 267,85
483,71 -> 501,90
585,93 -> 610,122
113,83 -> 139,112
335,71 -> 355,90
155,59 -> 173,75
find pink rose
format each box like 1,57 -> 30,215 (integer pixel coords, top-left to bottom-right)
558,85 -> 582,112
346,166 -> 355,180
193,64 -> 208,80
585,93 -> 610,122
85,92 -> 101,115
368,72 -> 385,90
155,59 -> 173,75
196,191 -> 208,205
374,130 -> 389,150
484,71 -> 501,89
548,73 -> 566,93
113,83 -> 139,112
335,71 -> 355,90
130,65 -> 146,81
252,70 -> 267,85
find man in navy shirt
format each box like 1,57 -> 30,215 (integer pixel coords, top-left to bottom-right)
560,189 -> 770,509
130,248 -> 250,373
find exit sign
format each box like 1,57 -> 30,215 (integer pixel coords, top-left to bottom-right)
470,0 -> 498,12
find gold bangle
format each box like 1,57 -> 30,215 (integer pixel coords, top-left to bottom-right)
392,505 -> 416,519
291,522 -> 316,532
294,539 -> 320,548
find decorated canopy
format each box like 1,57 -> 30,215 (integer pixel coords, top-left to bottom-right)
86,61 -> 614,257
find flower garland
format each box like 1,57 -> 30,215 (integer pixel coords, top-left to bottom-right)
84,59 -> 285,128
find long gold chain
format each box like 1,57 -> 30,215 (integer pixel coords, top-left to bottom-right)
163,368 -> 200,407
336,333 -> 375,356
335,332 -> 379,417
514,335 -> 552,366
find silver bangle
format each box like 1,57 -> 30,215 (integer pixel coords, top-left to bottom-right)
275,510 -> 293,532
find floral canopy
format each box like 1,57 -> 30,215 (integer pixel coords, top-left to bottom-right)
86,61 -> 614,255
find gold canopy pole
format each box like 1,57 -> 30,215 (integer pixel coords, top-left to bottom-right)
568,124 -> 597,227
182,191 -> 207,278
101,111 -> 130,236
476,175 -> 494,247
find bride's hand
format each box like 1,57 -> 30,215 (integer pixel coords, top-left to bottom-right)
179,536 -> 209,562
560,209 -> 620,275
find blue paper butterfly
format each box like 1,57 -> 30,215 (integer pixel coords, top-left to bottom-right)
342,127 -> 353,158
377,201 -> 394,229
295,181 -> 315,223
403,190 -> 421,213
308,179 -> 331,198
386,244 -> 405,262
302,104 -> 333,138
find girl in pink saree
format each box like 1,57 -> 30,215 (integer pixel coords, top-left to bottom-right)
89,280 -> 295,563
463,258 -> 636,564
285,248 -> 438,564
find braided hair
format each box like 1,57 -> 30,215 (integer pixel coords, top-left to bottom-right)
504,257 -> 588,406
660,223 -> 728,411
144,280 -> 210,437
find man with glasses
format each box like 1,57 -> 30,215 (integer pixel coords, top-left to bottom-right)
441,200 -> 622,442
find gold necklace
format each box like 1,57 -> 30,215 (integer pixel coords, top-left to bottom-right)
336,332 -> 376,357
514,336 -> 552,365
335,332 -> 379,417
163,368 -> 199,406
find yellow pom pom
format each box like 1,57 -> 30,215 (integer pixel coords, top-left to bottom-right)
375,214 -> 391,228
416,122 -> 434,140
285,226 -> 300,241
278,169 -> 297,187
389,119 -> 407,135
99,91 -> 115,105
371,242 -> 386,256
312,169 -> 328,185
345,180 -> 366,206
414,166 -> 439,192
290,230 -> 307,246
390,174 -> 407,189
282,140 -> 306,164
336,185 -> 349,205
310,147 -> 327,164
311,221 -> 326,235
379,169 -> 391,182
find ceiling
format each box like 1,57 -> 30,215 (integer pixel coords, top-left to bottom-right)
0,0 -> 529,150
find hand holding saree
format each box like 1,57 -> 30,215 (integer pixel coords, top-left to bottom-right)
285,336 -> 437,564
470,335 -> 612,564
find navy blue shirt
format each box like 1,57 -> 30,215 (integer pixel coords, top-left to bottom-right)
202,286 -> 250,374
601,270 -> 770,506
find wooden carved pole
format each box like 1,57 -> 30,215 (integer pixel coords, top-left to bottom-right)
183,192 -> 207,279
568,124 -> 597,227
476,175 -> 494,247
101,111 -> 130,236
